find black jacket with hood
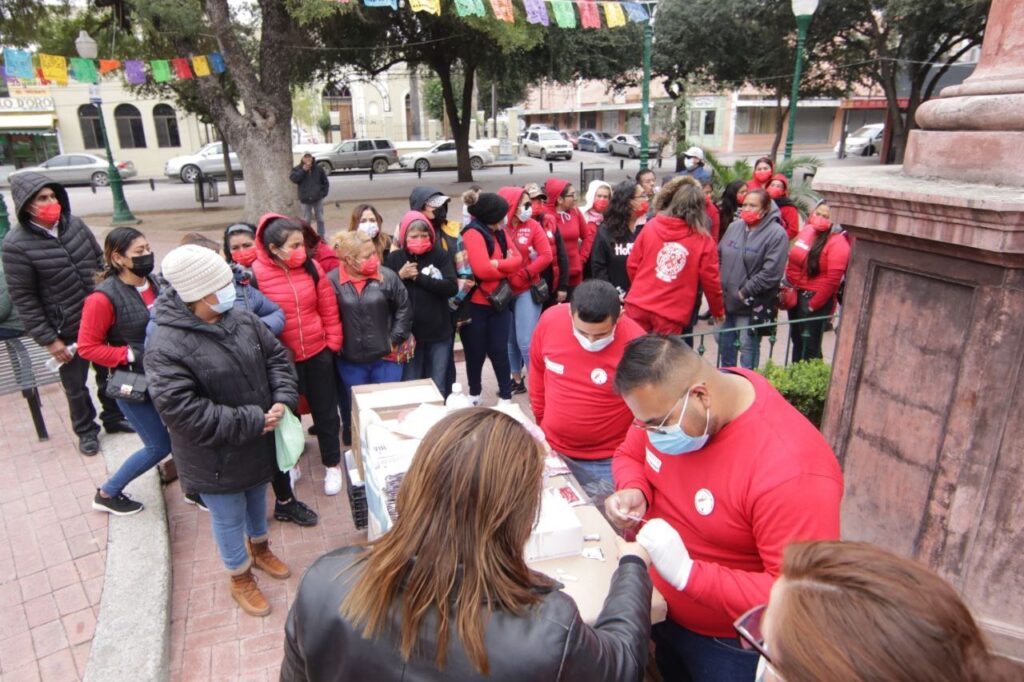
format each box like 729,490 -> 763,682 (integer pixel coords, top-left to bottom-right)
2,172 -> 103,346
289,163 -> 330,204
145,289 -> 298,495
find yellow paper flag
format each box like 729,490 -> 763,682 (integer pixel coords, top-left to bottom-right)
192,55 -> 212,77
410,0 -> 441,14
39,54 -> 69,86
604,2 -> 626,27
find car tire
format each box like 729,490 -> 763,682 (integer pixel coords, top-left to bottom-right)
470,156 -> 484,171
566,153 -> 573,160
541,149 -> 549,161
628,148 -> 636,159
372,158 -> 390,174
317,160 -> 333,174
414,158 -> 430,173
91,171 -> 110,186
180,165 -> 200,183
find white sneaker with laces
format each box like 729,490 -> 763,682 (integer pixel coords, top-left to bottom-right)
324,467 -> 343,496
497,398 -> 513,406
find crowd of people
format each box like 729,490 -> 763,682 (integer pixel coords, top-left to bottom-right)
1,163 -> 1014,681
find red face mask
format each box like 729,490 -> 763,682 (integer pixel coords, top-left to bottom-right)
531,200 -> 544,215
633,201 -> 650,217
593,198 -> 610,213
359,254 -> 380,276
231,246 -> 258,267
34,202 -> 62,225
740,209 -> 762,226
284,245 -> 306,268
808,214 -> 832,232
753,169 -> 773,184
767,186 -> 785,199
406,236 -> 432,255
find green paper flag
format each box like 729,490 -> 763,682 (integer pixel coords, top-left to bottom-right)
551,0 -> 577,28
151,59 -> 172,83
69,57 -> 99,84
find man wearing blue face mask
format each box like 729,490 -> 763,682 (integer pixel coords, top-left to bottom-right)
528,280 -> 644,506
605,334 -> 843,682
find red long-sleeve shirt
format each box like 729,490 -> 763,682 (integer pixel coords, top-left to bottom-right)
778,204 -> 800,240
499,186 -> 553,294
785,227 -> 851,312
78,285 -> 157,368
529,305 -> 645,460
623,215 -> 725,325
462,226 -> 523,306
612,368 -> 843,637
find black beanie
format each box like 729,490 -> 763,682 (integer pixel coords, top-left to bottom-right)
468,192 -> 509,226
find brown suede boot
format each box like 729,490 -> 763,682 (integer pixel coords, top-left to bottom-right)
230,568 -> 270,617
246,538 -> 291,579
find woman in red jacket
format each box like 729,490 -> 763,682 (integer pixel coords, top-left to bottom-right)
747,156 -> 775,191
498,186 -> 553,395
543,178 -> 590,297
253,214 -> 345,497
624,177 -> 726,335
783,199 -> 850,362
460,193 -> 523,405
767,174 -> 800,240
300,219 -> 340,274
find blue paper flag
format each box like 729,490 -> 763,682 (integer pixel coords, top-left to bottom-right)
623,2 -> 649,22
363,0 -> 399,8
208,52 -> 227,74
3,48 -> 34,80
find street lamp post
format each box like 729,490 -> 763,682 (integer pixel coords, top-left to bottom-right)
782,0 -> 819,172
74,31 -> 139,225
639,17 -> 653,171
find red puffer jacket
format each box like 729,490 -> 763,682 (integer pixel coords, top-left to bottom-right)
498,186 -> 553,294
252,213 -> 342,362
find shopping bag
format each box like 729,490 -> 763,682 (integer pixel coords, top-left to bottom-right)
274,407 -> 304,472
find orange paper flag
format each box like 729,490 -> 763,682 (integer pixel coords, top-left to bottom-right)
99,59 -> 122,75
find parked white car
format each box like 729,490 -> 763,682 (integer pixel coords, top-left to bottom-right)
9,154 -> 137,187
521,130 -> 573,161
398,141 -> 494,172
835,123 -> 884,157
164,142 -> 241,183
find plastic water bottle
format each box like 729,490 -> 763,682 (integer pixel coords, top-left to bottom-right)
44,342 -> 77,373
445,383 -> 473,410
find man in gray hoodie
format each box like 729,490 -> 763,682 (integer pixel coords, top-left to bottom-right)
717,188 -> 789,369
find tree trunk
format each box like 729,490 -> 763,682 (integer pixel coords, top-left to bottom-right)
436,59 -> 477,183
769,88 -> 786,161
878,69 -> 906,165
215,124 -> 237,196
408,66 -> 422,141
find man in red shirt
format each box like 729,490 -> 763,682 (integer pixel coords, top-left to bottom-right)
606,335 -> 843,681
529,280 -> 644,505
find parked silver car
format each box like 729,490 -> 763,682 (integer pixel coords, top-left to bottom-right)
164,142 -> 241,183
835,123 -> 884,157
9,153 -> 137,187
607,134 -> 661,159
313,139 -> 398,174
577,131 -> 613,153
521,130 -> 573,161
398,141 -> 494,172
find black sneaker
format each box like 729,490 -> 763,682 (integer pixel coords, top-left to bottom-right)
183,493 -> 209,511
274,499 -> 319,527
92,490 -> 144,516
104,420 -> 136,434
79,433 -> 100,456
510,379 -> 527,395
307,424 -> 318,436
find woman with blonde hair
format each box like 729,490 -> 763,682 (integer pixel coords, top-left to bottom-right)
282,408 -> 654,681
349,203 -> 392,261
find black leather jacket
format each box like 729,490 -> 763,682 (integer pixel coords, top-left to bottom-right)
327,266 -> 412,364
281,547 -> 653,682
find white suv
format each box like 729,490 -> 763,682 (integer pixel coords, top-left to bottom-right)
521,130 -> 573,161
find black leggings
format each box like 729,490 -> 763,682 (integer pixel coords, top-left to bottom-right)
789,292 -> 828,362
294,348 -> 342,467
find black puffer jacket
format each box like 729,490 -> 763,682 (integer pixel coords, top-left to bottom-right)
1,172 -> 103,346
144,288 -> 298,495
327,266 -> 412,364
281,547 -> 653,682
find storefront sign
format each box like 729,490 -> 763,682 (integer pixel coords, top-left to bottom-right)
0,96 -> 56,113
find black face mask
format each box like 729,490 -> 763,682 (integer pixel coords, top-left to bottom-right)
129,253 -> 155,278
432,203 -> 448,229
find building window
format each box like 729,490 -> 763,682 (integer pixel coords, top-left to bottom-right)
153,103 -> 181,148
78,104 -> 104,149
735,108 -> 780,135
114,104 -> 147,148
703,110 -> 717,135
690,110 -> 700,135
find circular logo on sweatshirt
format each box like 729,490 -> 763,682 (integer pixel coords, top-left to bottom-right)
694,488 -> 715,516
655,242 -> 689,283
590,368 -> 608,385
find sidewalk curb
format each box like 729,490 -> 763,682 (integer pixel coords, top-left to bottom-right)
83,432 -> 171,682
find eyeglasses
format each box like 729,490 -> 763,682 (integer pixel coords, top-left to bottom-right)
632,395 -> 683,434
734,604 -> 771,662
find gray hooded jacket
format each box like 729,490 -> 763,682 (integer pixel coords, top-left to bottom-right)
718,204 -> 789,315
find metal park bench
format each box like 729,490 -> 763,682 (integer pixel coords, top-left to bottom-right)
0,336 -> 64,440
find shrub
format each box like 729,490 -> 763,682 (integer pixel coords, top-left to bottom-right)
758,359 -> 832,427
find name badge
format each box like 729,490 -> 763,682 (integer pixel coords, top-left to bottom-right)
544,357 -> 565,374
645,448 -> 662,473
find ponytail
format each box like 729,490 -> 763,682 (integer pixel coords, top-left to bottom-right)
806,229 -> 831,277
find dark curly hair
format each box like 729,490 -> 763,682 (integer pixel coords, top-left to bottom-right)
601,180 -> 640,243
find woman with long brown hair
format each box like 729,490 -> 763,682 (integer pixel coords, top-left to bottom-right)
734,540 -> 1021,682
282,408 -> 654,681
349,203 -> 393,261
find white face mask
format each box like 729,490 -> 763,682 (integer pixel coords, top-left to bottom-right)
573,325 -> 615,353
518,205 -> 533,222
358,221 -> 380,238
684,158 -> 698,170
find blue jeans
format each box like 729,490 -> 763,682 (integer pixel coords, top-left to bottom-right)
560,454 -> 614,510
201,484 -> 269,572
717,313 -> 761,369
653,619 -> 760,682
461,303 -> 512,399
508,291 -> 542,375
402,338 -> 452,397
336,357 -> 403,446
100,399 -> 173,497
302,199 -> 325,236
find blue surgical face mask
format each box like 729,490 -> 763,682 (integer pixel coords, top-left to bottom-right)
209,282 -> 236,314
518,205 -> 533,223
648,391 -> 710,455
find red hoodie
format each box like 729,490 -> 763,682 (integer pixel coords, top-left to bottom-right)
300,220 -> 340,273
767,174 -> 800,240
462,218 -> 523,307
498,186 -> 553,295
252,213 -> 342,361
705,196 -> 721,242
785,225 -> 851,312
544,178 -> 589,286
624,214 -> 725,325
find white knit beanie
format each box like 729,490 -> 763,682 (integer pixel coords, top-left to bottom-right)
161,244 -> 233,303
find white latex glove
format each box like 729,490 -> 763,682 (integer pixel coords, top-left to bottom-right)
636,518 -> 694,591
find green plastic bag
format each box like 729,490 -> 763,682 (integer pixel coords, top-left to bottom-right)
274,407 -> 304,472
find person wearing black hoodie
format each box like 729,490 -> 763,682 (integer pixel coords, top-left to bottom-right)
2,172 -> 131,456
386,211 -> 458,396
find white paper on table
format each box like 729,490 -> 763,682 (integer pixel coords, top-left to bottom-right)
390,403 -> 449,439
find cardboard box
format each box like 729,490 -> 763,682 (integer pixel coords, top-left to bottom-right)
350,379 -> 444,479
524,488 -> 585,562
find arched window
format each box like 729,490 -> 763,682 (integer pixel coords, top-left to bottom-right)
78,104 -> 103,149
114,104 -> 147,148
153,103 -> 181,148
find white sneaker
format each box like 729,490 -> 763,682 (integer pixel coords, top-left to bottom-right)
497,398 -> 512,406
289,466 -> 301,487
469,394 -> 481,407
324,467 -> 343,496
